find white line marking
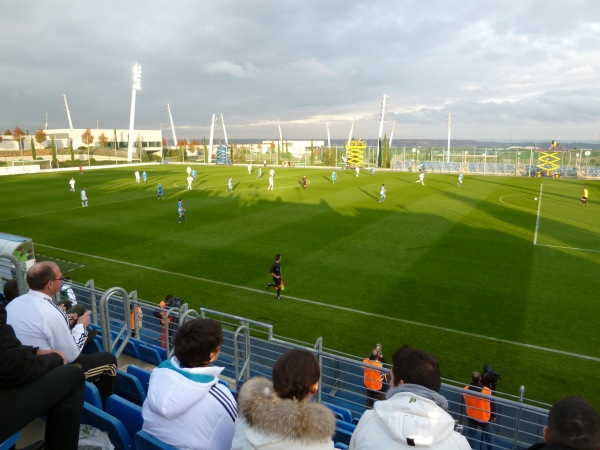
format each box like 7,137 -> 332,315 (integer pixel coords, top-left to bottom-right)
533,184 -> 544,245
38,243 -> 600,363
535,243 -> 600,253
498,194 -> 537,213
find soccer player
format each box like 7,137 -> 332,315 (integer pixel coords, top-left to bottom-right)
379,184 -> 386,203
416,172 -> 425,186
257,167 -> 262,179
301,176 -> 308,190
458,172 -> 464,187
69,177 -> 76,192
356,166 -> 360,177
157,183 -> 164,200
177,198 -> 186,223
142,171 -> 148,184
135,170 -> 140,183
227,177 -> 233,192
268,174 -> 274,190
581,186 -> 588,206
332,170 -> 337,184
186,165 -> 192,176
266,254 -> 283,300
187,174 -> 193,190
192,169 -> 197,180
248,163 -> 252,174
80,188 -> 88,207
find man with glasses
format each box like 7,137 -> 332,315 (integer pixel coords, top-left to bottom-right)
7,261 -> 117,407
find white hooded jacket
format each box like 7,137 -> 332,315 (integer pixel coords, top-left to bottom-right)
350,385 -> 470,450
142,357 -> 237,450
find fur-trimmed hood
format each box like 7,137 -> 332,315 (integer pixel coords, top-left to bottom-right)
237,377 -> 336,443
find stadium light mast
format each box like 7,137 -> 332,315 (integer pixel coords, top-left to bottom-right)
446,112 -> 452,163
62,95 -> 74,130
127,63 -> 142,162
221,114 -> 229,146
166,103 -> 177,150
208,113 -> 216,163
277,118 -> 283,166
377,94 -> 388,167
389,121 -> 396,149
347,118 -> 355,147
326,122 -> 331,149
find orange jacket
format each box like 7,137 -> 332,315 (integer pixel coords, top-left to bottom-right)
464,385 -> 492,422
363,358 -> 386,390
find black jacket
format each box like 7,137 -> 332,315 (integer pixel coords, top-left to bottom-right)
0,304 -> 63,386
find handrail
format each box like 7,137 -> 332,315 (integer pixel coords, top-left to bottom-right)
0,253 -> 27,295
98,286 -> 131,357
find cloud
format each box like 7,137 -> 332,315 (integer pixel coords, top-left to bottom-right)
205,61 -> 258,79
290,58 -> 335,78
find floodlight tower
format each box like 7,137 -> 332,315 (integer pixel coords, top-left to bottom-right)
347,118 -> 355,147
277,118 -> 283,165
166,104 -> 177,150
377,94 -> 388,166
62,95 -> 74,130
326,123 -> 331,149
389,121 -> 396,148
221,114 -> 229,145
446,112 -> 452,163
208,113 -> 216,163
127,63 -> 142,162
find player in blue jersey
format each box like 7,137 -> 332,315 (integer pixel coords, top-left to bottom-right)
332,170 -> 337,184
379,184 -> 386,203
142,171 -> 148,184
177,198 -> 186,223
157,183 -> 164,199
226,177 -> 233,192
457,172 -> 464,187
257,167 -> 262,179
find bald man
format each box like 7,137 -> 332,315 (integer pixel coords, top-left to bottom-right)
7,261 -> 117,406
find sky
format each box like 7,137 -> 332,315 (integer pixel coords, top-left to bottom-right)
3,0 -> 600,143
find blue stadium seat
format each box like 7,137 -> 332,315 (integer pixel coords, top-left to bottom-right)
323,401 -> 353,423
335,444 -> 349,450
135,430 -> 178,450
0,432 -> 20,450
115,370 -> 146,406
333,420 -> 355,446
82,336 -> 103,354
80,402 -> 133,450
85,381 -> 103,409
126,364 -> 152,393
105,394 -> 144,443
139,343 -> 166,366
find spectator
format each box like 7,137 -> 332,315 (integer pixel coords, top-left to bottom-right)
362,347 -> 388,408
6,261 -> 117,407
142,318 -> 237,450
130,303 -> 143,337
0,304 -> 85,450
527,396 -> 600,450
231,348 -> 336,450
155,294 -> 178,348
350,345 -> 470,450
463,371 -> 495,450
2,278 -> 20,304
58,277 -> 86,318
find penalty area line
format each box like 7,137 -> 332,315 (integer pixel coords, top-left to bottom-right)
37,243 -> 600,363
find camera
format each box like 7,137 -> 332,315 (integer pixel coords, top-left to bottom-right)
166,297 -> 183,308
482,364 -> 501,390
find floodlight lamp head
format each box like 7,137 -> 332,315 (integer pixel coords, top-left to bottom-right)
132,63 -> 142,90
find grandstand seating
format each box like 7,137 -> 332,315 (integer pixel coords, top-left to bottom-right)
334,419 -> 356,447
115,370 -> 147,406
127,364 -> 152,393
80,402 -> 133,450
84,381 -> 104,409
0,432 -> 20,450
105,395 -> 144,443
135,430 -> 178,450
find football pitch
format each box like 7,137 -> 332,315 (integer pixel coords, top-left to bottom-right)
1,165 -> 599,407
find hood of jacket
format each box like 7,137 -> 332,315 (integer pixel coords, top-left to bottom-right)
144,357 -> 223,419
373,389 -> 456,446
237,377 -> 335,445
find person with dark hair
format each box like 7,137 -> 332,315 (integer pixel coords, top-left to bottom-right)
527,396 -> 600,450
266,254 -> 283,300
463,371 -> 495,450
2,278 -> 20,304
0,304 -> 85,450
7,261 -> 117,407
232,348 -> 336,450
350,345 -> 470,450
142,318 -> 237,450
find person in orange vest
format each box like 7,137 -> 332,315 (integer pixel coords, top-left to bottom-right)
362,346 -> 388,408
154,295 -> 174,348
130,304 -> 143,337
463,371 -> 496,450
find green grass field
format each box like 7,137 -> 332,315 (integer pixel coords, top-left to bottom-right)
1,164 -> 599,407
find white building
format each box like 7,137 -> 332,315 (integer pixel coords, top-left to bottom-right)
44,128 -> 163,154
261,140 -> 325,157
